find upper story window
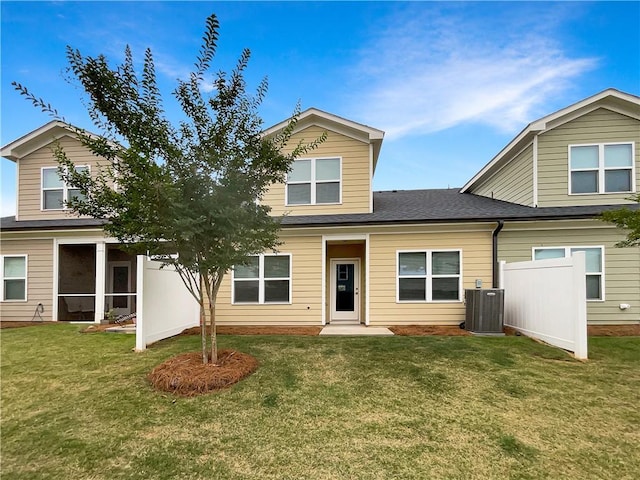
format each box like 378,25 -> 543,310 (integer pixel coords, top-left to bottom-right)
232,254 -> 291,304
397,250 -> 461,302
569,143 -> 634,195
42,166 -> 89,210
286,157 -> 341,205
533,246 -> 604,301
1,255 -> 27,302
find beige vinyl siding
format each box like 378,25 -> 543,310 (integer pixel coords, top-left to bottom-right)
537,108 -> 640,207
17,136 -> 111,221
0,239 -> 54,321
262,126 -> 371,215
368,229 -> 493,326
498,220 -> 640,324
471,143 -> 534,206
215,234 -> 324,325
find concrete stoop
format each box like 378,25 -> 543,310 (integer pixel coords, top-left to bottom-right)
319,324 -> 394,336
105,325 -> 136,334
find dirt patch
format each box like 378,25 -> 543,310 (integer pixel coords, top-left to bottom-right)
0,321 -> 56,329
389,325 -> 471,336
148,349 -> 259,396
588,324 -> 640,336
180,325 -> 323,336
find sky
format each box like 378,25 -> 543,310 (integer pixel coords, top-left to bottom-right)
1,1 -> 639,217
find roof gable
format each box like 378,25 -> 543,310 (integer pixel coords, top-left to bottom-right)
1,121 -> 80,162
461,88 -> 640,193
263,107 -> 385,170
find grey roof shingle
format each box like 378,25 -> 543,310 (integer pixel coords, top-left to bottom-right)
2,189 -> 635,232
1,216 -> 106,231
280,189 -> 637,227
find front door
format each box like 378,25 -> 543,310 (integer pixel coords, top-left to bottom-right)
330,259 -> 360,323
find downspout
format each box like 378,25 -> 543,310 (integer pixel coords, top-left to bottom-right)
492,220 -> 504,288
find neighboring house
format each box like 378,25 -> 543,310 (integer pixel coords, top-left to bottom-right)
462,88 -> 640,325
1,89 -> 639,327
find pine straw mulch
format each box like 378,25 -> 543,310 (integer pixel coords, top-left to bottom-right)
0,321 -> 57,329
389,325 -> 471,336
587,324 -> 640,336
4,321 -> 639,337
148,349 -> 259,396
180,325 -> 323,336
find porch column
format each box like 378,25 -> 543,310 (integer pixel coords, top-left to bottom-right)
94,242 -> 106,323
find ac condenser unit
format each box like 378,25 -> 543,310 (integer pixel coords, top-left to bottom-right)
464,289 -> 504,334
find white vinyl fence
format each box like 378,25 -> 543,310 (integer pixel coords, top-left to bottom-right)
499,252 -> 588,359
135,256 -> 199,351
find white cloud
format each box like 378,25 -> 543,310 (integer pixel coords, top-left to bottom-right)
351,4 -> 598,139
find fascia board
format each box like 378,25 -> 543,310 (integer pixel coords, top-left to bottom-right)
263,108 -> 384,143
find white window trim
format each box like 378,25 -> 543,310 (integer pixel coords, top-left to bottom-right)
41,165 -> 90,211
231,253 -> 292,305
285,157 -> 342,206
532,245 -> 605,302
1,255 -> 28,302
396,249 -> 462,303
568,142 -> 635,195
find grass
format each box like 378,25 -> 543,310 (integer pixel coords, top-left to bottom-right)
1,325 -> 639,479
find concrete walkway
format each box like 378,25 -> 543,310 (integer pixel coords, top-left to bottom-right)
319,324 -> 394,336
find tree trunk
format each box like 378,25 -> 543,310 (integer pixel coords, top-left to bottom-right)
200,297 -> 207,364
209,300 -> 217,364
207,273 -> 225,364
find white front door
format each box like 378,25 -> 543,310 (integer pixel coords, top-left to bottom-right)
330,259 -> 360,323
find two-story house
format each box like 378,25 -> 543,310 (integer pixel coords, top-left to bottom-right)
462,88 -> 640,326
1,89 -> 639,327
1,122 -> 133,323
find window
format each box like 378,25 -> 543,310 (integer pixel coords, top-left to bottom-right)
1,255 -> 27,301
42,165 -> 89,210
286,158 -> 341,205
533,246 -> 604,300
233,254 -> 291,304
569,143 -> 634,194
397,250 -> 461,302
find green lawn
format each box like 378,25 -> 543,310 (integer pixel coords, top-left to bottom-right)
1,324 -> 639,479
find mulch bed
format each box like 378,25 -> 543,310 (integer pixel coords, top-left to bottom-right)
389,325 -> 471,336
180,325 -> 323,336
587,324 -> 640,336
148,349 -> 259,396
0,321 -> 57,329
3,321 -> 639,337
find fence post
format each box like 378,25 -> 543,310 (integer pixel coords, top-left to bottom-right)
135,255 -> 145,351
571,252 -> 588,360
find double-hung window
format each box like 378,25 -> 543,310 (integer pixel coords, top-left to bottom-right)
42,165 -> 89,210
286,157 -> 341,205
533,246 -> 604,300
569,143 -> 634,194
233,254 -> 291,304
1,255 -> 27,301
397,250 -> 461,302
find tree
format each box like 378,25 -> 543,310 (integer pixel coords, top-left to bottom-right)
13,13 -> 324,363
600,194 -> 640,247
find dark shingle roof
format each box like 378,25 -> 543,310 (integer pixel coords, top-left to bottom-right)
280,189 -> 637,227
1,216 -> 106,231
2,189 -> 635,232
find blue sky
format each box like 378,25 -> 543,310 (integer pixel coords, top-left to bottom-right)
2,1 -> 639,216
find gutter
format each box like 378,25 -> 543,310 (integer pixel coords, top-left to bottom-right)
279,212 -> 605,229
492,220 -> 504,288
